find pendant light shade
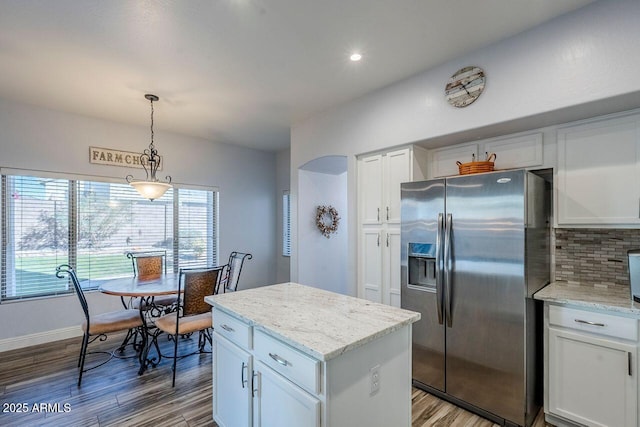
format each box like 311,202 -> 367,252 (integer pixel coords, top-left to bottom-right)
126,94 -> 172,201
129,181 -> 172,201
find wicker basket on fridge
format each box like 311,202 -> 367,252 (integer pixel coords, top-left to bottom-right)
456,153 -> 497,175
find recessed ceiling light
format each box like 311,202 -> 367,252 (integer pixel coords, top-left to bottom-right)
350,53 -> 362,62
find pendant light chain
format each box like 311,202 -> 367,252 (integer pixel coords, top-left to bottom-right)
149,97 -> 155,151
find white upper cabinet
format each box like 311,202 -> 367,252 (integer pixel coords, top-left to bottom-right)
483,132 -> 543,170
430,143 -> 478,178
428,132 -> 545,179
359,147 -> 424,225
359,154 -> 384,224
384,148 -> 413,224
557,113 -> 640,226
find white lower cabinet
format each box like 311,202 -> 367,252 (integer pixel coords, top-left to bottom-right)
360,226 -> 400,307
253,360 -> 320,427
213,335 -> 252,427
213,308 -> 321,427
545,304 -> 639,427
212,305 -> 413,427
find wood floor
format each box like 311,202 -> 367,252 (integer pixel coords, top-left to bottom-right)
0,333 -> 551,426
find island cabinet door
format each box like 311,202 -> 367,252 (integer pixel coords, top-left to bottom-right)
253,361 -> 320,427
213,335 -> 253,427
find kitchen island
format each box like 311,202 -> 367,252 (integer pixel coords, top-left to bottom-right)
205,282 -> 420,427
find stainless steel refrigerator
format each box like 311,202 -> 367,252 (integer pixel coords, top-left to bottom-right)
400,169 -> 549,427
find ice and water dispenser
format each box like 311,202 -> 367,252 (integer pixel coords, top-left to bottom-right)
408,243 -> 437,289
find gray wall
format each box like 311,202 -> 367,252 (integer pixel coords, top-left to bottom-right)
0,98 -> 278,346
275,148 -> 291,283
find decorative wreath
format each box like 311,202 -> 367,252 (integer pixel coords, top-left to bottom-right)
316,205 -> 340,238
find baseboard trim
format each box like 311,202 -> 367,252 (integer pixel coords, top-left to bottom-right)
0,326 -> 82,353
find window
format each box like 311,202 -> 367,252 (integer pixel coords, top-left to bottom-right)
75,180 -> 174,286
1,175 -> 70,298
1,170 -> 218,301
176,187 -> 217,269
282,191 -> 291,257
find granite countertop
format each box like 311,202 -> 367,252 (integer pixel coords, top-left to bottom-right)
534,281 -> 640,316
205,282 -> 421,361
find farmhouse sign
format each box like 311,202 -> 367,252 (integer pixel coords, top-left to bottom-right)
89,147 -> 163,170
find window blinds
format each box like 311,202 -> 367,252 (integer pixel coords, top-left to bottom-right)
176,188 -> 217,269
75,180 -> 174,286
1,171 -> 218,301
1,175 -> 71,298
282,191 -> 291,257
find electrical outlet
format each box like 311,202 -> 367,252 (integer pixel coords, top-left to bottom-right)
370,364 -> 380,395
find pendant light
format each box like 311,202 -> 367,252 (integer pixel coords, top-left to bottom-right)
126,94 -> 172,201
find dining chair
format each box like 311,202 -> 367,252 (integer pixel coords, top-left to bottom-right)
127,250 -> 167,277
125,250 -> 176,313
56,264 -> 143,386
219,251 -> 252,293
154,265 -> 223,387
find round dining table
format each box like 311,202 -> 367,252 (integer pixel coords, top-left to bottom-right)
99,273 -> 181,375
99,273 -> 180,297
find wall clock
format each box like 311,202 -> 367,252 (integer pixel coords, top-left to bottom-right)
445,66 -> 486,108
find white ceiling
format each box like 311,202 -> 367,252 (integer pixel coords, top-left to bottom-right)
0,0 -> 595,152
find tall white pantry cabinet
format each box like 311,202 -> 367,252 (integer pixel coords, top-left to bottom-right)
357,146 -> 427,306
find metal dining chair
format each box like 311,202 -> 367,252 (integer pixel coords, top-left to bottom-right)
219,251 -> 252,293
127,250 -> 167,277
153,265 -> 224,387
125,250 -> 176,314
56,264 -> 143,386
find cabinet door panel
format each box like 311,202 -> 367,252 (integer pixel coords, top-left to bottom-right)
254,361 -> 320,427
213,335 -> 252,427
361,228 -> 382,303
483,133 -> 543,169
359,155 -> 383,224
430,144 -> 478,178
385,148 -> 411,224
386,228 -> 401,307
548,328 -> 637,427
557,116 -> 640,225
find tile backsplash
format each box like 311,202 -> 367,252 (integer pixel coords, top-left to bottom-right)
554,228 -> 640,288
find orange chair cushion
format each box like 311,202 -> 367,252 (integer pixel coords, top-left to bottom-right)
84,309 -> 143,335
154,312 -> 212,335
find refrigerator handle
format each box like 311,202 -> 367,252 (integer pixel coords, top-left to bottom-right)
444,213 -> 453,328
435,213 -> 444,325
